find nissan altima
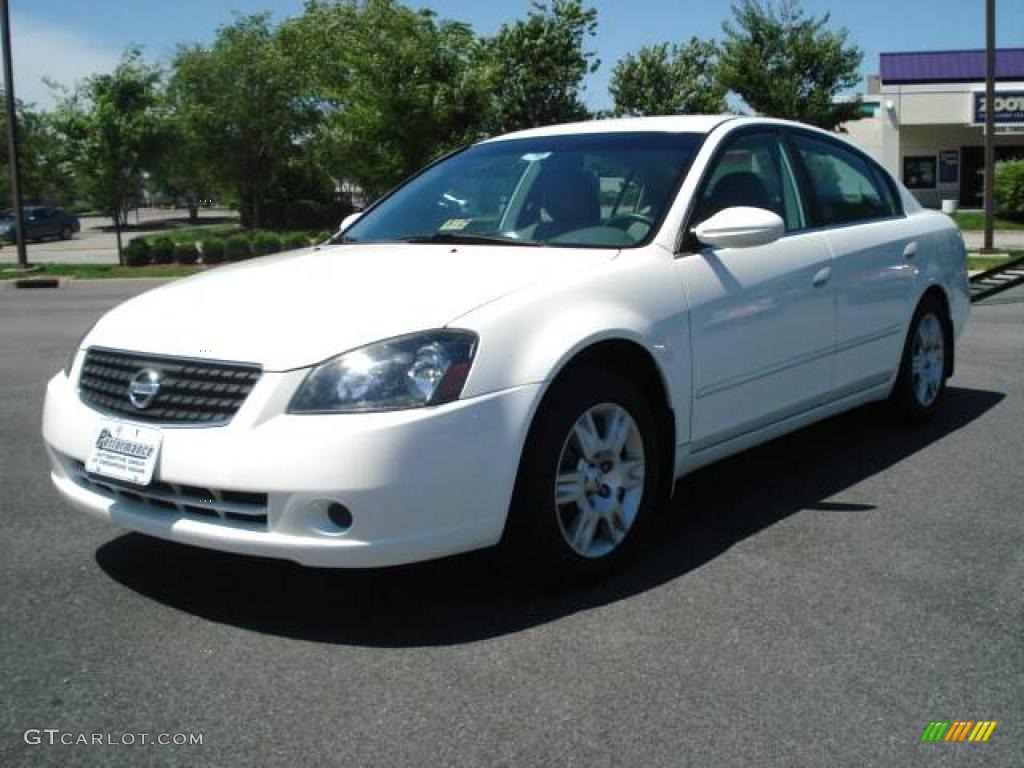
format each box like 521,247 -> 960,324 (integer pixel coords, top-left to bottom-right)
42,116 -> 969,580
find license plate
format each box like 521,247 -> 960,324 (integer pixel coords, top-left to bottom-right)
85,420 -> 163,486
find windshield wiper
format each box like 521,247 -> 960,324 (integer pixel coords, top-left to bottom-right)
398,232 -> 542,247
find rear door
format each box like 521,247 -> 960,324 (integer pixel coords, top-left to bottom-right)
787,131 -> 917,396
676,129 -> 836,451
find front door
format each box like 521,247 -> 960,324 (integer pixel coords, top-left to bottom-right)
676,130 -> 835,451
960,146 -> 984,207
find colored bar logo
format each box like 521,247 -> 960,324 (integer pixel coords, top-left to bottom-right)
921,721 -> 997,742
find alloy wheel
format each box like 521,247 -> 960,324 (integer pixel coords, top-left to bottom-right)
554,402 -> 645,559
911,313 -> 944,407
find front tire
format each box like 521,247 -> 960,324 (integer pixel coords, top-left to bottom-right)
505,368 -> 662,583
891,295 -> 950,421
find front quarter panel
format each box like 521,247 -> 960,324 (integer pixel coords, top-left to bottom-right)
453,247 -> 691,447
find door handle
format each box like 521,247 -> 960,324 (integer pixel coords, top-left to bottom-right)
903,241 -> 918,259
812,266 -> 832,288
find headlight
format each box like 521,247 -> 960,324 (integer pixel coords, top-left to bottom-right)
288,330 -> 478,413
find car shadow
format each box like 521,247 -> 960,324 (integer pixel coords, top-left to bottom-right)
96,386 -> 1003,647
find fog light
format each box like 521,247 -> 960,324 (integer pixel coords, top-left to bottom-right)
326,502 -> 353,531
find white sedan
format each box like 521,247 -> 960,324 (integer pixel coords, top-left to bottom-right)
42,116 -> 969,580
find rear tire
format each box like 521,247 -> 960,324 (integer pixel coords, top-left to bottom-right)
61,226 -> 73,240
890,294 -> 950,421
504,367 -> 662,584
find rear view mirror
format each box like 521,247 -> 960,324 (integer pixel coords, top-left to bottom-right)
694,206 -> 784,249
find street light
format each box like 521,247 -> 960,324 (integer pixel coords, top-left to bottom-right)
0,0 -> 28,268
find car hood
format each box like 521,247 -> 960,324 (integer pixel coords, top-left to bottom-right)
86,243 -> 616,370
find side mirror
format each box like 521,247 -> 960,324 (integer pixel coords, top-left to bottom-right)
340,211 -> 363,232
694,206 -> 784,249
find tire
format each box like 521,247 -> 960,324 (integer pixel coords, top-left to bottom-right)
61,226 -> 73,240
890,294 -> 950,421
504,367 -> 662,583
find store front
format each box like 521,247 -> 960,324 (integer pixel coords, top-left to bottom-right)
844,49 -> 1024,208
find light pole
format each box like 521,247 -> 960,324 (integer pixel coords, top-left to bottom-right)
0,0 -> 27,268
982,0 -> 996,254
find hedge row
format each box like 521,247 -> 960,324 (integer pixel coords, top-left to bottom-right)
122,230 -> 332,267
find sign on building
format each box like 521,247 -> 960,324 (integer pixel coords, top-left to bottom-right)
973,91 -> 1024,124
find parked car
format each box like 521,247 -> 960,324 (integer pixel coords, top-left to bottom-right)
42,116 -> 969,580
0,205 -> 81,243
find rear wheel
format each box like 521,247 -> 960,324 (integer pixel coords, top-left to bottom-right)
505,368 -> 662,582
61,225 -> 73,240
891,295 -> 949,420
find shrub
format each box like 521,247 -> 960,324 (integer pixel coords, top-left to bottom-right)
252,231 -> 283,256
123,238 -> 151,267
175,241 -> 199,265
152,237 -> 175,265
201,238 -> 226,265
994,159 -> 1024,221
282,232 -> 310,251
225,234 -> 253,262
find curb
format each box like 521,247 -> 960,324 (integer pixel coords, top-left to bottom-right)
5,277 -> 68,289
1,276 -> 178,290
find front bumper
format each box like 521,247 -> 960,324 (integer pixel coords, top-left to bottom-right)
43,365 -> 541,567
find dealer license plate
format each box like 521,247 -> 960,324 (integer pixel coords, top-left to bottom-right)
85,420 -> 163,486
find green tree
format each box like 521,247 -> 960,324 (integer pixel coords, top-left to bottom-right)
994,160 -> 1024,221
50,48 -> 166,263
718,0 -> 862,129
610,38 -> 726,117
151,105 -> 216,222
169,14 -> 315,227
283,0 -> 490,198
0,97 -> 77,206
481,0 -> 599,134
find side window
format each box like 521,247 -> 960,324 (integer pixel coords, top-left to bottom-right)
695,132 -> 804,232
790,134 -> 896,226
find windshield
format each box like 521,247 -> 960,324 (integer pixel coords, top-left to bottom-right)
341,132 -> 704,249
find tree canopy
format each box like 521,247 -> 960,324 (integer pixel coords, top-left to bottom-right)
169,14 -> 316,228
50,48 -> 166,262
282,0 -> 491,198
610,38 -> 726,117
0,96 -> 75,205
481,0 -> 599,134
19,0 -> 870,232
718,0 -> 862,129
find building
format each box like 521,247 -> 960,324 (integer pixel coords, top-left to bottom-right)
844,48 -> 1024,208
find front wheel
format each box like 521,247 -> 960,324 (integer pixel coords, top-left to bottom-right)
504,368 -> 662,583
890,295 -> 950,420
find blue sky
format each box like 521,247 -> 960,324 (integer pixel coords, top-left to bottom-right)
11,0 -> 1024,110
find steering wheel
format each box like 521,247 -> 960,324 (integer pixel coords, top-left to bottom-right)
606,212 -> 653,231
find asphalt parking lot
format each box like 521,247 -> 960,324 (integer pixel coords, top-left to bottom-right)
1,280 -> 1021,767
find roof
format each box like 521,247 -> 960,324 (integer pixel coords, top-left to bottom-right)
482,115 -> 735,143
880,48 -> 1024,84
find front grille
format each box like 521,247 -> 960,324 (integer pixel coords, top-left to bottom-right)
78,347 -> 262,425
68,458 -> 269,528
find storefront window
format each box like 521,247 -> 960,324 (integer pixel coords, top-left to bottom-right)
903,156 -> 937,189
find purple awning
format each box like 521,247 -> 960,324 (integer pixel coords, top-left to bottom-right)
880,49 -> 1024,84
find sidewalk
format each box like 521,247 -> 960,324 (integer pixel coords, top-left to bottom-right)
961,230 -> 1024,251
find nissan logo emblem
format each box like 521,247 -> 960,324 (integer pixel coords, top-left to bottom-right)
128,369 -> 162,410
